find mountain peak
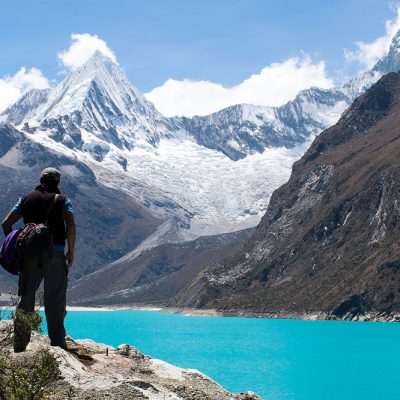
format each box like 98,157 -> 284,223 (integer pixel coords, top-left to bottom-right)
0,88 -> 50,125
373,30 -> 400,74
389,30 -> 400,53
92,49 -> 115,61
70,49 -> 121,86
18,44 -> 172,158
82,49 -> 118,71
35,46 -> 153,124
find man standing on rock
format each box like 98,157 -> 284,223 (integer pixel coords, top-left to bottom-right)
2,167 -> 76,352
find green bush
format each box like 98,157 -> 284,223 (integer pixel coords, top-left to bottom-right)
3,350 -> 60,400
0,309 -> 61,400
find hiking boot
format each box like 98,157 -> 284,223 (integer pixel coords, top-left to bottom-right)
14,345 -> 26,353
51,342 -> 67,351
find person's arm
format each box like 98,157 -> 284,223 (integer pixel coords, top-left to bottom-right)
63,212 -> 76,270
2,212 -> 22,236
2,198 -> 23,236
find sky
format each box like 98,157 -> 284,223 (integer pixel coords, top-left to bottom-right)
1,0 -> 400,116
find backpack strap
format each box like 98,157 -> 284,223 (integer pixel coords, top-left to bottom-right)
44,194 -> 60,226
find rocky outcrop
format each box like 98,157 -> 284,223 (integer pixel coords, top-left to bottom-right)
68,228 -> 254,307
171,73 -> 400,317
2,321 -> 259,400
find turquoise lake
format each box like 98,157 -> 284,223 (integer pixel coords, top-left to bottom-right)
48,310 -> 400,399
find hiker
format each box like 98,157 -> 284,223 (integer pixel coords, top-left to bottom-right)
1,168 -> 76,352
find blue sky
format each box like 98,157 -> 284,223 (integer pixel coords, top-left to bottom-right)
1,0 -> 399,116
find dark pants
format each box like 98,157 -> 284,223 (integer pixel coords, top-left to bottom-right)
14,250 -> 68,350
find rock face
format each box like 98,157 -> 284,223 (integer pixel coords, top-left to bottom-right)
68,228 -> 254,306
180,87 -> 350,161
0,125 -> 161,292
171,73 -> 400,317
2,322 -> 260,400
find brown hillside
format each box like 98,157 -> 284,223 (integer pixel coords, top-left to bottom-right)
172,72 -> 400,317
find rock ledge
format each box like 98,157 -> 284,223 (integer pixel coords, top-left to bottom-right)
3,321 -> 260,400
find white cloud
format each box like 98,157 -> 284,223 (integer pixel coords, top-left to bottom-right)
145,55 -> 334,117
0,67 -> 50,113
344,5 -> 400,69
58,33 -> 117,71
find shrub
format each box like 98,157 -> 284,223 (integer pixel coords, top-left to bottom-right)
3,350 -> 60,400
0,308 -> 61,400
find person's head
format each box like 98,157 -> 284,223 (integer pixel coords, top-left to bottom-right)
40,167 -> 61,191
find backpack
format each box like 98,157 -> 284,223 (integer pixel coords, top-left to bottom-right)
15,194 -> 59,261
0,229 -> 22,275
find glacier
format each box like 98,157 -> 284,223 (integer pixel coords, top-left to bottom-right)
2,31 -> 400,244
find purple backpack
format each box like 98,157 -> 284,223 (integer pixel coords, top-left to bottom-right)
0,229 -> 22,275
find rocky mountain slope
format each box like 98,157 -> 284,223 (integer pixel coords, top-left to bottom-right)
0,125 -> 162,291
0,321 -> 259,400
180,87 -> 350,161
172,72 -> 400,317
1,31 -> 400,303
68,228 -> 254,306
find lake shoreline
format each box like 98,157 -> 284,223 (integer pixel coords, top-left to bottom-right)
66,304 -> 400,322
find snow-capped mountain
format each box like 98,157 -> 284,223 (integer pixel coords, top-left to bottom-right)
373,30 -> 400,75
0,51 -> 311,238
181,87 -> 350,161
2,31 -> 400,243
3,51 -> 178,162
180,30 -> 400,161
2,88 -> 51,126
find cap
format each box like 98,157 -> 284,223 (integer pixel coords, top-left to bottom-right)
40,167 -> 61,182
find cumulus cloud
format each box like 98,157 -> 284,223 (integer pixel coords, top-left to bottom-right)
0,67 -> 50,113
58,33 -> 117,71
145,55 -> 334,117
344,5 -> 400,69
